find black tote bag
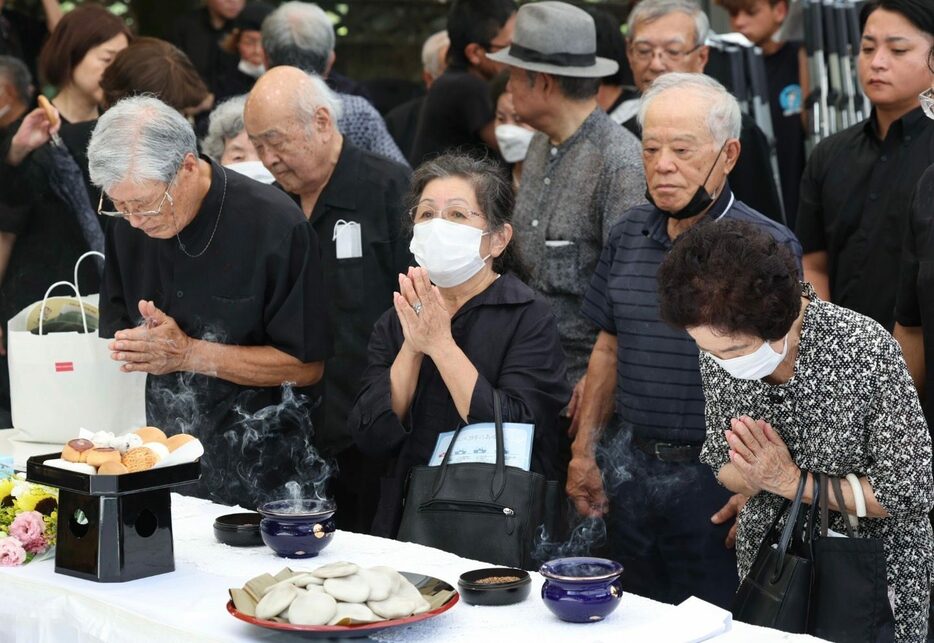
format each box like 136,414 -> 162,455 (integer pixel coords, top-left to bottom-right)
809,474 -> 895,642
732,472 -> 813,633
396,391 -> 547,570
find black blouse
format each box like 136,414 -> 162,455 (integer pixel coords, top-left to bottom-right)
349,273 -> 571,537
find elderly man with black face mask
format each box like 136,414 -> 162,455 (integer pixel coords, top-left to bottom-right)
567,73 -> 801,609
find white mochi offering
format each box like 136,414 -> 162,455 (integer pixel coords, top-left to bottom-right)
394,577 -> 431,615
323,574 -> 370,603
312,561 -> 359,579
288,591 -> 337,626
359,568 -> 394,601
109,433 -> 143,453
289,573 -> 323,587
368,596 -> 417,619
255,584 -> 298,620
90,431 -> 115,447
141,441 -> 170,461
263,579 -> 302,596
327,603 -> 382,625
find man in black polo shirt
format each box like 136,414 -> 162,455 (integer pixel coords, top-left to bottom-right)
89,96 -> 330,509
797,0 -> 934,331
245,67 -> 412,533
410,0 -> 516,165
567,73 -> 801,608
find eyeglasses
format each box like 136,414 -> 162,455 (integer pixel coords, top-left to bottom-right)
98,186 -> 173,219
921,88 -> 934,121
629,42 -> 703,63
408,204 -> 485,225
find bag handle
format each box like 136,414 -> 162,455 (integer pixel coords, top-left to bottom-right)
819,473 -> 830,538
771,470 -> 808,583
73,251 -> 105,299
829,476 -> 857,537
38,281 -> 88,336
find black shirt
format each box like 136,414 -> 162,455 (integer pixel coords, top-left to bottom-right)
349,273 -> 571,537
99,161 -> 330,508
384,96 -> 424,163
796,107 -> 934,330
623,112 -> 785,224
895,164 -> 934,429
410,67 -> 494,166
764,41 -> 806,228
304,142 -> 412,455
168,7 -> 236,94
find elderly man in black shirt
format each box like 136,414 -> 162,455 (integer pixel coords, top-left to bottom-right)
89,96 -> 330,509
245,67 -> 412,533
796,0 -> 934,330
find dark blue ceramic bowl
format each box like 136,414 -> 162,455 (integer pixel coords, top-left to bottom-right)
539,557 -> 624,623
257,499 -> 336,558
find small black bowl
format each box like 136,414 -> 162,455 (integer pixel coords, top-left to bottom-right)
457,567 -> 532,606
214,512 -> 263,547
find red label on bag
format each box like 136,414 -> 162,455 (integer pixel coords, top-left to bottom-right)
54,362 -> 74,372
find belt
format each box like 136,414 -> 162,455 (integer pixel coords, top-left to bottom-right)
632,437 -> 702,463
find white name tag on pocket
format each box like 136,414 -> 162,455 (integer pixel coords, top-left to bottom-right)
545,240 -> 574,247
333,219 -> 362,259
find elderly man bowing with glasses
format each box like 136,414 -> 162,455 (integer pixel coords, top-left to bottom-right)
88,96 -> 330,508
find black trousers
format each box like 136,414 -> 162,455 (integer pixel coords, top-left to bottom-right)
601,436 -> 738,609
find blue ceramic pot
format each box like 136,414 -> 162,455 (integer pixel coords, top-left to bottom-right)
257,499 -> 336,558
539,557 -> 624,623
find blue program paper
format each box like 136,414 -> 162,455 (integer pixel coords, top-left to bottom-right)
428,423 -> 535,471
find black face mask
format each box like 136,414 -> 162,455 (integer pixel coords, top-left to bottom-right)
645,142 -> 727,221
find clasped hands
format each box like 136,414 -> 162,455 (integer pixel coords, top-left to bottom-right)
726,415 -> 801,498
109,300 -> 194,375
393,267 -> 453,358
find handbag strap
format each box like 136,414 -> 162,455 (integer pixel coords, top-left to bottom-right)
772,471 -> 808,582
829,476 -> 857,537
819,473 -> 830,538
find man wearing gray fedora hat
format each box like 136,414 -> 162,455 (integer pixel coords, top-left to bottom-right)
487,0 -> 644,439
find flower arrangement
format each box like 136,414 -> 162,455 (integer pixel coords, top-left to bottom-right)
0,471 -> 58,566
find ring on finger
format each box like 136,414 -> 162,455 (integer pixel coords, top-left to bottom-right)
413,301 -> 423,315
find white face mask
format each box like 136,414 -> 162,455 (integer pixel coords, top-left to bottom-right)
708,336 -> 789,380
495,124 -> 535,163
238,59 -> 266,78
409,218 -> 490,288
224,160 -> 276,184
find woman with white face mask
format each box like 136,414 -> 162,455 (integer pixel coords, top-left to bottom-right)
491,73 -> 537,192
202,94 -> 275,184
658,219 -> 933,642
349,153 -> 571,540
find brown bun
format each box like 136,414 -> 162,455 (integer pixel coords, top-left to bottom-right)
134,426 -> 167,443
123,447 -> 159,473
62,438 -> 94,463
86,447 -> 121,468
97,461 -> 129,475
165,434 -> 196,452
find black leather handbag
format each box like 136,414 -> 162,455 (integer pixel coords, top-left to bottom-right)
809,474 -> 895,642
396,391 -> 547,570
732,472 -> 813,633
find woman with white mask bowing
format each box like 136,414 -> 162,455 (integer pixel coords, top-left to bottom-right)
349,153 -> 571,540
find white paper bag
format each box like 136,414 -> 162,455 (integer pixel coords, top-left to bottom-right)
7,253 -> 147,443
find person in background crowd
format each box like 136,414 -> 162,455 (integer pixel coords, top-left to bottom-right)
0,54 -> 30,133
624,0 -> 784,224
37,5 -> 131,124
568,73 -> 801,610
169,0 -> 243,96
658,219 -> 932,643
245,67 -> 412,533
92,96 -> 329,508
0,0 -> 60,80
589,8 -> 640,126
797,0 -> 934,332
214,1 -> 274,103
488,1 -> 644,439
349,153 -> 570,538
490,71 -> 535,191
261,1 -> 409,167
410,0 -> 516,165
716,0 -> 808,227
202,94 -> 273,184
385,30 -> 449,163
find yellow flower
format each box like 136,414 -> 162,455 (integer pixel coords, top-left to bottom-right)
0,478 -> 13,507
14,485 -> 58,515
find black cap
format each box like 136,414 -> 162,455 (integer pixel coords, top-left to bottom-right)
232,2 -> 275,31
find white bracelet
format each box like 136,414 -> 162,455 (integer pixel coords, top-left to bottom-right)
846,474 -> 867,518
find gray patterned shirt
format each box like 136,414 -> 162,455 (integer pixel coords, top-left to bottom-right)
513,107 -> 645,383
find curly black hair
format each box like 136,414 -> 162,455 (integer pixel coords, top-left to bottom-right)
657,219 -> 801,340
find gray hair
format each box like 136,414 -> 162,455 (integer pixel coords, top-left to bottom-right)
637,73 -> 741,145
262,1 -> 335,75
626,0 -> 709,46
296,72 -> 343,134
0,55 -> 32,104
421,30 -> 449,79
202,94 -> 247,161
88,95 -> 197,191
